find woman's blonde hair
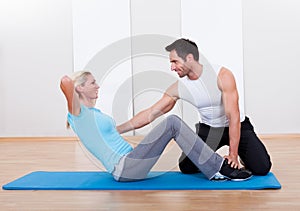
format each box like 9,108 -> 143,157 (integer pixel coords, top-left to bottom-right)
70,71 -> 92,88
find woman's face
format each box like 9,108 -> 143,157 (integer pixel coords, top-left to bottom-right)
80,74 -> 99,100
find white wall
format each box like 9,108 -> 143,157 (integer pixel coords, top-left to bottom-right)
0,0 -> 299,137
242,0 -> 300,134
0,0 -> 74,136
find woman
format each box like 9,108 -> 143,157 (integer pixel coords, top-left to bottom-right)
60,71 -> 252,182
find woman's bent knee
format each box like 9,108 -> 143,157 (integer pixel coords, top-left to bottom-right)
166,114 -> 181,122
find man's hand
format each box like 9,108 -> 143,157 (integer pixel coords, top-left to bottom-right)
224,154 -> 241,169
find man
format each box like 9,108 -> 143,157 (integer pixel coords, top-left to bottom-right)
117,38 -> 271,175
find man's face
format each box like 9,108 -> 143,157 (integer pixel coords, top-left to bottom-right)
169,50 -> 189,78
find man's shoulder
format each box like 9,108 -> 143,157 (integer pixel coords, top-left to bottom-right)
165,81 -> 180,99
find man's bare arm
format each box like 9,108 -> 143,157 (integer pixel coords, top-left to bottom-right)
117,81 -> 179,134
218,67 -> 241,168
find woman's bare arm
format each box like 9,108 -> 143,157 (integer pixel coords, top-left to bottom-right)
60,75 -> 81,116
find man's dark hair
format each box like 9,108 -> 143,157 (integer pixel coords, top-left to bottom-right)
165,38 -> 199,61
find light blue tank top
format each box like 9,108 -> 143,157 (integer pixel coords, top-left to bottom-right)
67,105 -> 133,173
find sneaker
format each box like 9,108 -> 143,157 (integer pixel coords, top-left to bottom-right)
217,159 -> 252,181
211,172 -> 228,181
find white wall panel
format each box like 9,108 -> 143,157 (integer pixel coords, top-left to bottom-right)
243,0 -> 300,134
0,0 -> 73,136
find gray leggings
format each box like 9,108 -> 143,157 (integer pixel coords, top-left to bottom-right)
112,115 -> 223,181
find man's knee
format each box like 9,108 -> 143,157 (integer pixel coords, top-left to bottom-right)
247,159 -> 272,176
255,163 -> 272,176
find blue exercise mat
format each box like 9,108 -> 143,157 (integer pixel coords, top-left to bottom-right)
2,171 -> 281,190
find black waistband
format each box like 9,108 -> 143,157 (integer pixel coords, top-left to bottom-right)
198,116 -> 253,131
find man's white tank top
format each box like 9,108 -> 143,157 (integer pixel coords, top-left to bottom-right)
178,64 -> 245,127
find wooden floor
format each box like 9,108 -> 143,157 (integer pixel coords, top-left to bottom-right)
0,136 -> 299,211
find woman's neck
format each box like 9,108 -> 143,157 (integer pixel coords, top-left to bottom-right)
80,98 -> 96,108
